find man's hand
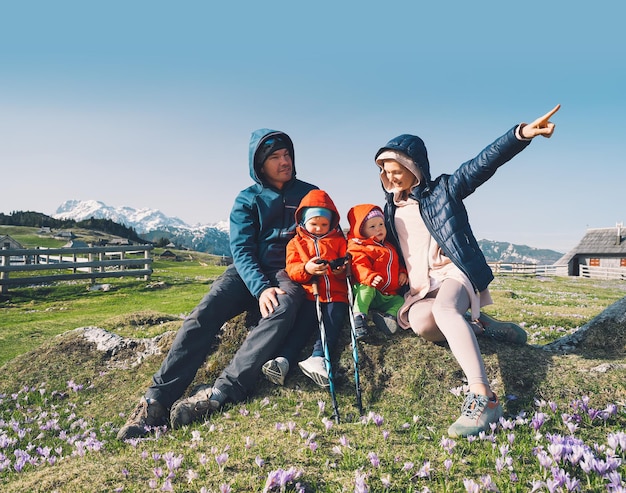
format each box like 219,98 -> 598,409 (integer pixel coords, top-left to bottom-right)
521,104 -> 560,139
259,287 -> 285,318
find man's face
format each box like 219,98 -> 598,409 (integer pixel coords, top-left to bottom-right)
362,216 -> 386,242
260,149 -> 293,189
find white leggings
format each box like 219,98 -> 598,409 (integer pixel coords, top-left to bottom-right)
407,279 -> 489,388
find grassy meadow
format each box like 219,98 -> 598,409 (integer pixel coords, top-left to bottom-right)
1,235 -> 626,492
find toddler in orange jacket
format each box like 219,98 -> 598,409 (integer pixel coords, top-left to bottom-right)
347,204 -> 408,339
262,189 -> 349,387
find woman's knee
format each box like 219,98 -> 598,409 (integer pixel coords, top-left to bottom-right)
408,313 -> 442,340
412,324 -> 445,342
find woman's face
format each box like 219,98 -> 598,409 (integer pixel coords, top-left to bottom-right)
383,160 -> 417,192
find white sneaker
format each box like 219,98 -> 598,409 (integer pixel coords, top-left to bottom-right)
298,356 -> 329,388
262,357 -> 289,386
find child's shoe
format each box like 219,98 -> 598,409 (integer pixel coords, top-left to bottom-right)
371,310 -> 399,335
447,392 -> 503,438
353,314 -> 369,340
262,357 -> 289,386
298,356 -> 329,388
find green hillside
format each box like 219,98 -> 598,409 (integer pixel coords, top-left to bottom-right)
1,255 -> 625,491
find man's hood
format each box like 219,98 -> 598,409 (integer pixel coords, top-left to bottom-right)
248,129 -> 296,186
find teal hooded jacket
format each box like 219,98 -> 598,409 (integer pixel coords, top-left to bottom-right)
229,128 -> 318,298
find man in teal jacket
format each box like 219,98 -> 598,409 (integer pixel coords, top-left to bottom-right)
118,129 -> 318,439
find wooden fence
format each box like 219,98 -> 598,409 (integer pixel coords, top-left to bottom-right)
488,262 -> 626,280
579,265 -> 626,280
0,245 -> 153,294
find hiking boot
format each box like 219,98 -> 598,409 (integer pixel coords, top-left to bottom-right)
447,392 -> 503,438
298,355 -> 330,388
262,357 -> 290,386
371,310 -> 399,335
467,312 -> 527,345
117,397 -> 168,440
170,385 -> 225,429
353,314 -> 369,340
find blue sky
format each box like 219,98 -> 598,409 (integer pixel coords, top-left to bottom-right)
1,1 -> 624,252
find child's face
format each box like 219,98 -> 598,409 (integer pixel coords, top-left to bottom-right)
305,216 -> 331,236
362,217 -> 386,242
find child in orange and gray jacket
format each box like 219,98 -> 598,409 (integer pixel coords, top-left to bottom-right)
347,204 -> 408,340
262,189 -> 349,388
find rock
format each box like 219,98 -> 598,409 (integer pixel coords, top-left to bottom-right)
70,326 -> 171,369
542,296 -> 626,355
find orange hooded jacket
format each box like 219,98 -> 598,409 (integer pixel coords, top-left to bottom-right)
286,189 -> 348,303
347,204 -> 407,296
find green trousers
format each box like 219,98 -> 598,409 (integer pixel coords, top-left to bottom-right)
352,283 -> 404,317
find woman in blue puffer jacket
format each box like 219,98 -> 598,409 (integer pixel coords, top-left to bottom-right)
375,105 -> 560,438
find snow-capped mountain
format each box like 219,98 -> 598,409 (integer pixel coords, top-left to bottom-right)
51,200 -> 563,263
478,239 -> 563,265
53,200 -> 230,255
54,199 -> 228,233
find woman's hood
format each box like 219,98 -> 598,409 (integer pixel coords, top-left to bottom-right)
375,134 -> 432,195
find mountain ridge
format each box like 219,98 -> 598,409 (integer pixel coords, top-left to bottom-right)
53,199 -> 230,256
51,200 -> 563,263
477,239 -> 563,265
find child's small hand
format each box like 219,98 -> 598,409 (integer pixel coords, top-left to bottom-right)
371,275 -> 383,287
306,257 -> 329,276
399,272 -> 408,286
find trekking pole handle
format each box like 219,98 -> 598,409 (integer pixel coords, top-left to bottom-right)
311,277 -> 319,297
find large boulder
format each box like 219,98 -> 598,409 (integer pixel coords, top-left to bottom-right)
542,296 -> 626,355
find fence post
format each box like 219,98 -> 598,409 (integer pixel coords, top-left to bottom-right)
0,248 -> 8,294
144,248 -> 150,280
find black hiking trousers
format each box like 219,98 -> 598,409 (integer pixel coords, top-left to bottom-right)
146,264 -> 306,408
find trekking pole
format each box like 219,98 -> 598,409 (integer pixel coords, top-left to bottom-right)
311,278 -> 340,424
344,255 -> 364,416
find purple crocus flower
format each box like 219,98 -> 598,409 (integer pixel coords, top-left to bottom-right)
607,431 -> 626,452
479,474 -> 498,491
440,436 -> 456,454
536,450 -> 554,469
215,452 -> 228,471
367,452 -> 380,468
463,478 -> 480,493
163,452 -> 183,471
380,475 -> 391,489
531,412 -> 547,431
262,467 -> 303,492
416,461 -> 431,478
354,470 -> 368,493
